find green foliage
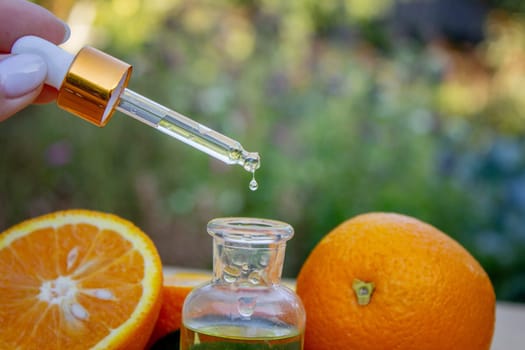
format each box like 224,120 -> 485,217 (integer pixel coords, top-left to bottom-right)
3,0 -> 525,301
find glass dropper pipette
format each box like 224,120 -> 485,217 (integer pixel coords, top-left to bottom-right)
116,89 -> 260,174
11,36 -> 260,187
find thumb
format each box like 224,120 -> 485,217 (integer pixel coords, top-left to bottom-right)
0,53 -> 47,121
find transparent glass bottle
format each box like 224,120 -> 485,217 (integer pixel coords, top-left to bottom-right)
180,217 -> 305,350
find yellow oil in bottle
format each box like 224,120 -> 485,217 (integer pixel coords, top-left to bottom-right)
180,322 -> 303,350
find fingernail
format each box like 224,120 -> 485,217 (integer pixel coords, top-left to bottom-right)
61,21 -> 71,43
0,54 -> 47,98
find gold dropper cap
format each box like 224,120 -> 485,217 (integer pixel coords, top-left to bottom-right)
57,46 -> 132,126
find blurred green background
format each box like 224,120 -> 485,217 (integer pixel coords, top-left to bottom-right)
2,0 -> 525,302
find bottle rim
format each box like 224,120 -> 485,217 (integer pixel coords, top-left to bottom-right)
207,217 -> 294,244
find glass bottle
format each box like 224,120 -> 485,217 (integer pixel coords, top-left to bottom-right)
180,217 -> 305,350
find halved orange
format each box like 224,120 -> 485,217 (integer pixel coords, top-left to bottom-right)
0,209 -> 163,350
148,270 -> 211,346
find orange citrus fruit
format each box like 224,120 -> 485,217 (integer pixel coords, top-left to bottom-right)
148,271 -> 211,346
296,212 -> 495,350
0,209 -> 163,350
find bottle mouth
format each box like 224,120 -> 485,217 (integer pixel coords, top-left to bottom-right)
207,217 -> 294,244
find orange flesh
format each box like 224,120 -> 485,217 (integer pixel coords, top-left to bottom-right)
0,222 -> 146,349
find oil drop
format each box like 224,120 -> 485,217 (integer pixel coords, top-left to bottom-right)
249,172 -> 258,191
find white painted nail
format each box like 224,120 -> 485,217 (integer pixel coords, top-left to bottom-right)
61,21 -> 71,43
0,54 -> 47,98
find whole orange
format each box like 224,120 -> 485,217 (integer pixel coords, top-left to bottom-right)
296,212 -> 495,350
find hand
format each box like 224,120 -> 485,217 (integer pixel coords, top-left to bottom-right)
0,0 -> 70,121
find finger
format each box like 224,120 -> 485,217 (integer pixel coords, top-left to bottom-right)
0,52 -> 59,106
34,85 -> 59,104
0,0 -> 70,53
0,85 -> 43,122
0,53 -> 47,121
0,54 -> 47,98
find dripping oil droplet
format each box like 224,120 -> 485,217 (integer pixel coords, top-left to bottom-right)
249,171 -> 258,191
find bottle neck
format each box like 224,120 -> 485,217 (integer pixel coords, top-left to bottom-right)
212,239 -> 286,286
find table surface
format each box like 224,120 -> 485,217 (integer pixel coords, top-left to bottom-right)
492,301 -> 525,349
164,267 -> 525,348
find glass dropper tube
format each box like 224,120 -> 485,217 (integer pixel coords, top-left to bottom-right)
117,89 -> 260,174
